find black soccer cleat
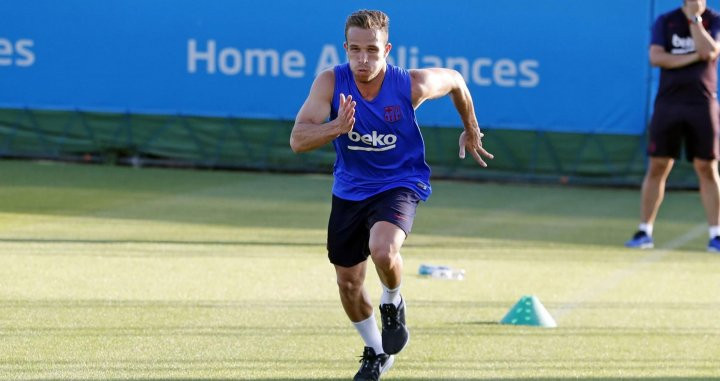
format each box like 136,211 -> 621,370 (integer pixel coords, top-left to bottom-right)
353,346 -> 394,381
379,297 -> 409,354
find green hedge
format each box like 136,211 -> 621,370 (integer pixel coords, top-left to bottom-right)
0,108 -> 699,187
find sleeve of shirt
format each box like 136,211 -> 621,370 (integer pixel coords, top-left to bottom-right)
650,15 -> 665,46
709,13 -> 720,41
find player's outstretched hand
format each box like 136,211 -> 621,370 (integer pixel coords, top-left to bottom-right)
336,93 -> 356,134
459,129 -> 494,167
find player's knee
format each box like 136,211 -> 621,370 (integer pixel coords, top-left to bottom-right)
694,160 -> 718,180
369,245 -> 399,269
647,161 -> 671,178
336,275 -> 363,295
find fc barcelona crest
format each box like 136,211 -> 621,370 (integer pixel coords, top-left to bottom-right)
384,105 -> 402,123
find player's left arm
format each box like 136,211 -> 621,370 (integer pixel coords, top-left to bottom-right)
690,18 -> 720,61
410,68 -> 493,167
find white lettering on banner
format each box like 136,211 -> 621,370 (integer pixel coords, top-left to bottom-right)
471,58 -> 492,85
187,39 -> 305,77
518,61 -> 540,88
219,46 -> 241,74
245,49 -> 279,76
0,38 -> 35,67
347,130 -> 397,152
315,44 -> 341,75
188,39 -> 216,73
282,51 -> 305,78
314,45 -> 540,88
494,59 -> 517,87
188,40 -> 539,88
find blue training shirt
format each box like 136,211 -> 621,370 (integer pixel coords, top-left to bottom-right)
330,63 -> 432,201
651,7 -> 720,103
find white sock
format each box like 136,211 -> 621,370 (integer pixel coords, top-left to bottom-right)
709,225 -> 720,239
639,223 -> 653,237
352,314 -> 384,355
380,283 -> 401,307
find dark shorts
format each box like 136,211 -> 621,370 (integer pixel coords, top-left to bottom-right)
648,100 -> 720,161
326,187 -> 421,268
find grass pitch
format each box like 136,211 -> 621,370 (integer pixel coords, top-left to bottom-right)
0,159 -> 719,380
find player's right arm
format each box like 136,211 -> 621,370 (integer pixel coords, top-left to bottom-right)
649,44 -> 701,69
290,70 -> 356,153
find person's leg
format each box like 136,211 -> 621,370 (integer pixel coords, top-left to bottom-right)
334,250 -> 395,380
631,101 -> 681,246
335,261 -> 373,322
366,187 -> 420,356
334,262 -> 387,358
368,221 -> 409,355
640,156 -> 675,226
693,158 -> 720,227
626,156 -> 674,248
327,194 -> 394,381
327,194 -> 387,359
369,221 -> 405,292
685,101 -> 720,250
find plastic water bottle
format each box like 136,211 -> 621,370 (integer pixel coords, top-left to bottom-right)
418,264 -> 465,280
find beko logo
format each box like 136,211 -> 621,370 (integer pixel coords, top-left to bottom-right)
671,34 -> 695,54
347,130 -> 397,152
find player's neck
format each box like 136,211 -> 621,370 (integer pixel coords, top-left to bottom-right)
354,66 -> 386,102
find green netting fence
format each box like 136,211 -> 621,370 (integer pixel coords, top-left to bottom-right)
0,108 -> 700,188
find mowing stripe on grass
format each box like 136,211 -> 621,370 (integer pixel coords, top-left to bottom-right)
553,223 -> 707,320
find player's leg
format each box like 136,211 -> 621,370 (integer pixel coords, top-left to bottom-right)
695,158 -> 720,251
640,156 -> 675,226
369,221 -> 405,291
327,194 -> 393,380
369,221 -> 409,356
625,157 -> 674,248
626,103 -> 680,248
335,262 -> 394,381
687,101 -> 720,251
335,261 -> 373,321
367,187 -> 420,354
334,262 -> 385,352
692,158 -> 720,225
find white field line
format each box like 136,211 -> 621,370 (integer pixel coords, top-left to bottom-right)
553,223 -> 708,320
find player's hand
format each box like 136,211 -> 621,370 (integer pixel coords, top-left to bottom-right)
459,129 -> 494,167
335,93 -> 356,134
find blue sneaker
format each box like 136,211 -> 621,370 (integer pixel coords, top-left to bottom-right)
708,236 -> 720,252
625,231 -> 653,249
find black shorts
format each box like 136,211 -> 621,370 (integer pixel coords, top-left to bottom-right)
326,187 -> 421,268
648,100 -> 720,161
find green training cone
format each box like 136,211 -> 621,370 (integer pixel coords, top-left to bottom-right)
500,295 -> 557,327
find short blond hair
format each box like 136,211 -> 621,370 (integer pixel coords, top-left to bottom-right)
344,9 -> 390,41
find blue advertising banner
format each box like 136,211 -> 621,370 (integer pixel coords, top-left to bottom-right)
0,0 -> 683,134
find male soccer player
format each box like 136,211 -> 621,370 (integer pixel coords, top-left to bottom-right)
290,9 -> 493,380
625,0 -> 720,251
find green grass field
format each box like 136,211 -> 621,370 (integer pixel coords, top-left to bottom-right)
1,159 -> 719,380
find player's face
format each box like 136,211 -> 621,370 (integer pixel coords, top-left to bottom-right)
344,27 -> 391,83
685,0 -> 707,11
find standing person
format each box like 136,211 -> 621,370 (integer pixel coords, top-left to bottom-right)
290,9 -> 493,381
626,0 -> 720,251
